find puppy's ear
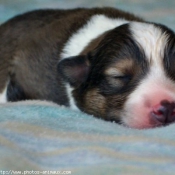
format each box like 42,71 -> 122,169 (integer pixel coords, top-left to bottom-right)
57,55 -> 90,87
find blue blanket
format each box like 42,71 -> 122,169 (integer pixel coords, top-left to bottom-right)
0,101 -> 175,174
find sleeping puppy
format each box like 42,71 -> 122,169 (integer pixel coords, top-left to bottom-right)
0,7 -> 175,129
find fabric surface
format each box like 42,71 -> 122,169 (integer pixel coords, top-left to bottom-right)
0,0 -> 175,174
0,101 -> 175,175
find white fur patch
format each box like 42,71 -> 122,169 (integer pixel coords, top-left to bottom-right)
65,84 -> 79,110
61,14 -> 128,59
0,85 -> 8,103
61,14 -> 128,109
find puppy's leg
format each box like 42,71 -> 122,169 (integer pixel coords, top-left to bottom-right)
0,83 -> 8,103
0,63 -> 9,103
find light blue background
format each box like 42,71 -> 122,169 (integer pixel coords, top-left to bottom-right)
0,0 -> 175,30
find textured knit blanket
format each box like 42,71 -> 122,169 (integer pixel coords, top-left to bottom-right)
0,101 -> 175,175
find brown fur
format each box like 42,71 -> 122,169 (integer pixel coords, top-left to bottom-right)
81,88 -> 106,118
0,7 -> 143,104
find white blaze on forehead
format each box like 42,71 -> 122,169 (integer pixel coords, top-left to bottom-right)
130,22 -> 169,65
61,14 -> 128,59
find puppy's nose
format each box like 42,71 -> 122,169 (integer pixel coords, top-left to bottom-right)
151,100 -> 175,124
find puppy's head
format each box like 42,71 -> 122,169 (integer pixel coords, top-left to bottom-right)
58,22 -> 175,129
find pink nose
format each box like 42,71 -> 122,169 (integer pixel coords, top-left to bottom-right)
151,100 -> 175,125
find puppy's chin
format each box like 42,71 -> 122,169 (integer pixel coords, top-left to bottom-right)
121,112 -> 161,129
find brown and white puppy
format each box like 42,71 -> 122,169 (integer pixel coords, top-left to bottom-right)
0,7 -> 175,129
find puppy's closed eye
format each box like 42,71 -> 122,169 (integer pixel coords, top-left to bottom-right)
100,73 -> 131,96
105,67 -> 132,85
112,74 -> 132,83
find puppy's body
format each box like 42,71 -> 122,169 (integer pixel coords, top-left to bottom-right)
0,7 -> 175,129
0,8 -> 142,103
